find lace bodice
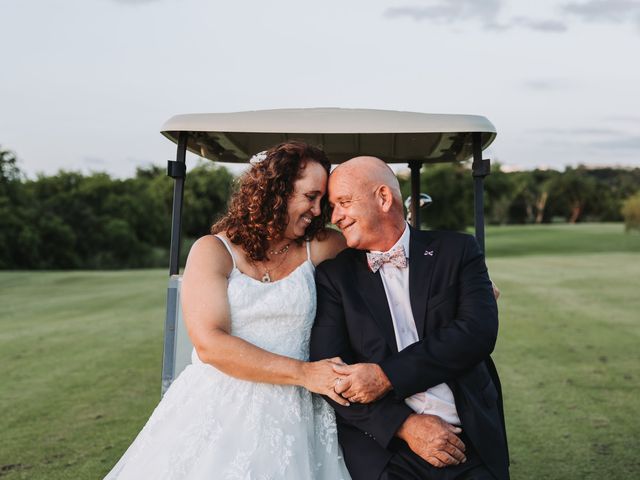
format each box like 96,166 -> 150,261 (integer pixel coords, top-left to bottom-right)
191,236 -> 316,365
226,262 -> 316,359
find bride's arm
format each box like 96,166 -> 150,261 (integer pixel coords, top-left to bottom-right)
181,235 -> 349,406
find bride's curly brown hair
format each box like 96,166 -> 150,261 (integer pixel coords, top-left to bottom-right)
211,141 -> 331,261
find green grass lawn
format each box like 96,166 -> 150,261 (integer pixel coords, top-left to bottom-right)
1,224 -> 639,479
489,253 -> 640,478
0,271 -> 166,479
484,222 -> 640,257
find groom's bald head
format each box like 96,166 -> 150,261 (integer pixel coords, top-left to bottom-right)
328,156 -> 406,251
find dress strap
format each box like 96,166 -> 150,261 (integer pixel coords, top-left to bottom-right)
306,240 -> 311,261
214,234 -> 237,270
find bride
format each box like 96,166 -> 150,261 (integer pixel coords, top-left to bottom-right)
105,141 -> 352,479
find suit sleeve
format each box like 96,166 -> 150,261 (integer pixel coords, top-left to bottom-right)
380,235 -> 499,398
310,262 -> 413,449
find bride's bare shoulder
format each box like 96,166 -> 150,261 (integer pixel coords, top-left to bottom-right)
185,235 -> 234,276
311,229 -> 347,265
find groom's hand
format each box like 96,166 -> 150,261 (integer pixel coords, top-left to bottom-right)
491,281 -> 501,300
332,363 -> 392,403
396,414 -> 467,468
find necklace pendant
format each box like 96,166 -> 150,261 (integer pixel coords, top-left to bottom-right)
261,271 -> 271,283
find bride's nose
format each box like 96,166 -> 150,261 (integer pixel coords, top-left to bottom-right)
310,198 -> 321,216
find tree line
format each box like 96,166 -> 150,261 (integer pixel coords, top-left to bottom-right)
399,162 -> 640,232
1,146 -> 639,269
1,147 -> 234,269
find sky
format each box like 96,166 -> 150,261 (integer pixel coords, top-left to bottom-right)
1,0 -> 639,178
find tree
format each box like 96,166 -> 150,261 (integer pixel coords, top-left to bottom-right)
546,167 -> 597,223
0,147 -> 21,185
399,163 -> 473,231
582,167 -> 640,221
504,169 -> 559,224
484,163 -> 517,225
182,161 -> 235,238
0,147 -> 34,268
621,192 -> 640,232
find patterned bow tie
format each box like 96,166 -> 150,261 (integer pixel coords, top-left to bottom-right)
366,245 -> 408,273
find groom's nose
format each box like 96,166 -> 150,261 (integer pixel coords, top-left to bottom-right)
331,205 -> 342,226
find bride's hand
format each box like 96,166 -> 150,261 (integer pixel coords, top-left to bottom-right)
302,357 -> 350,407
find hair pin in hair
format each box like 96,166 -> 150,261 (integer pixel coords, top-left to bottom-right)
249,151 -> 268,165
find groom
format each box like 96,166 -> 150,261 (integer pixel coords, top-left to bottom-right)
310,157 -> 509,480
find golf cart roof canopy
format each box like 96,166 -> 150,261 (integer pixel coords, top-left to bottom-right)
161,108 -> 496,164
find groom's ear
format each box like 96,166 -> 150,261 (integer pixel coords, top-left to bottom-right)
378,185 -> 394,213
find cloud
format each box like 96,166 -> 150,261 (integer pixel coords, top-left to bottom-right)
530,126 -> 640,152
603,115 -> 640,124
384,0 -> 503,25
591,135 -> 640,151
511,17 -> 568,32
563,0 -> 640,30
562,0 -> 640,22
384,0 -> 567,33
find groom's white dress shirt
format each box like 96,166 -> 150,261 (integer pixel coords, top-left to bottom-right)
372,224 -> 461,426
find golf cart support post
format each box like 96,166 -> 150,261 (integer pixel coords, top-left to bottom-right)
160,108 -> 495,395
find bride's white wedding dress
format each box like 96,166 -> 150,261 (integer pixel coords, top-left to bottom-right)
105,237 -> 350,480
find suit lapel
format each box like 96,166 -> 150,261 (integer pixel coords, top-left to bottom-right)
409,227 -> 438,339
354,251 -> 398,353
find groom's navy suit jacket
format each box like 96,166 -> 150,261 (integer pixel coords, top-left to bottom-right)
310,228 -> 509,480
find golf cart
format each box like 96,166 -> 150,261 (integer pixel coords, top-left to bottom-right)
159,108 -> 496,395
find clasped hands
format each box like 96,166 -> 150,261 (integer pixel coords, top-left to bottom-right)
331,362 -> 392,404
305,358 -> 389,406
326,285 -> 501,405
330,362 -> 467,469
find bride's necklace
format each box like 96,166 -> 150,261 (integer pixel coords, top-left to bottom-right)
257,247 -> 290,283
268,242 -> 290,256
